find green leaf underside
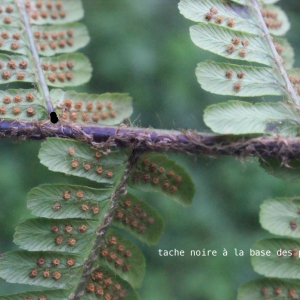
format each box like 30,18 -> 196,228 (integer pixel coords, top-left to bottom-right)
0,250 -> 82,288
51,89 -> 133,125
27,184 -> 111,219
179,0 -> 258,35
237,278 -> 300,300
261,4 -> 290,36
274,37 -> 295,70
38,138 -> 128,185
204,101 -> 299,135
100,228 -> 145,288
0,54 -> 35,84
0,88 -> 46,120
251,238 -> 300,279
260,198 -> 300,238
33,22 -> 90,56
196,61 -> 285,97
113,193 -> 165,245
0,25 -> 28,55
190,24 -> 272,66
29,0 -> 84,25
260,158 -> 300,182
84,264 -> 140,300
40,53 -> 92,87
14,218 -> 98,254
0,290 -> 71,300
0,3 -> 20,29
128,152 -> 195,206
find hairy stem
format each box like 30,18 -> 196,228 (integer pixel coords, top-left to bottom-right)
250,0 -> 300,107
1,120 -> 300,160
69,151 -> 139,299
16,0 -> 54,114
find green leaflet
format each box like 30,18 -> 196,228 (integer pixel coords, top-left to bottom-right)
0,250 -> 82,289
196,61 -> 285,97
0,2 -> 20,29
50,89 -> 133,125
260,158 -> 300,182
38,138 -> 128,185
190,23 -> 272,66
0,54 -> 35,83
82,264 -> 140,300
113,193 -> 165,245
128,152 -> 195,206
251,238 -> 300,279
29,0 -> 84,25
99,228 -> 146,288
260,4 -> 290,36
237,278 -> 300,300
204,100 -> 300,135
32,22 -> 90,56
0,25 -> 28,55
0,290 -> 71,300
0,88 -> 46,120
178,0 -> 258,35
27,184 -> 111,219
14,218 -> 98,254
274,37 -> 295,70
260,198 -> 300,238
40,53 -> 92,87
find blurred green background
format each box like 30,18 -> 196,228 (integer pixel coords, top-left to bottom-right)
1,1 -> 300,299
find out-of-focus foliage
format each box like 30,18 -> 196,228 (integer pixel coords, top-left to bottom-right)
1,1 -> 300,299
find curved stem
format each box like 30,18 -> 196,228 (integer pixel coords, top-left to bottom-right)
1,120 -> 300,160
16,0 -> 54,115
69,151 -> 139,299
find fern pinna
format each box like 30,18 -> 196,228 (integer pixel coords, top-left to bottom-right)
0,1 -> 195,299
179,0 -> 300,299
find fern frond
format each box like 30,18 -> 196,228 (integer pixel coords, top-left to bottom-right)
179,0 -> 300,135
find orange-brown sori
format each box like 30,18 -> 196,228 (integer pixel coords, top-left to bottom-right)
51,225 -> 59,233
17,72 -> 25,80
64,224 -> 73,233
29,268 -> 38,278
51,258 -> 60,267
0,105 -> 6,114
66,257 -> 75,267
52,271 -> 62,280
68,147 -> 75,156
55,235 -> 63,245
14,94 -> 22,102
83,162 -> 92,171
12,106 -> 21,115
70,159 -> 79,168
91,205 -> 100,215
27,107 -> 35,117
76,190 -> 85,198
233,82 -> 241,92
214,15 -> 223,24
67,237 -> 76,246
52,202 -> 61,211
225,70 -> 233,79
19,60 -> 28,69
63,190 -> 71,199
226,44 -> 235,54
78,224 -> 87,233
3,96 -> 11,104
37,257 -> 46,266
81,202 -> 89,211
2,70 -> 11,80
